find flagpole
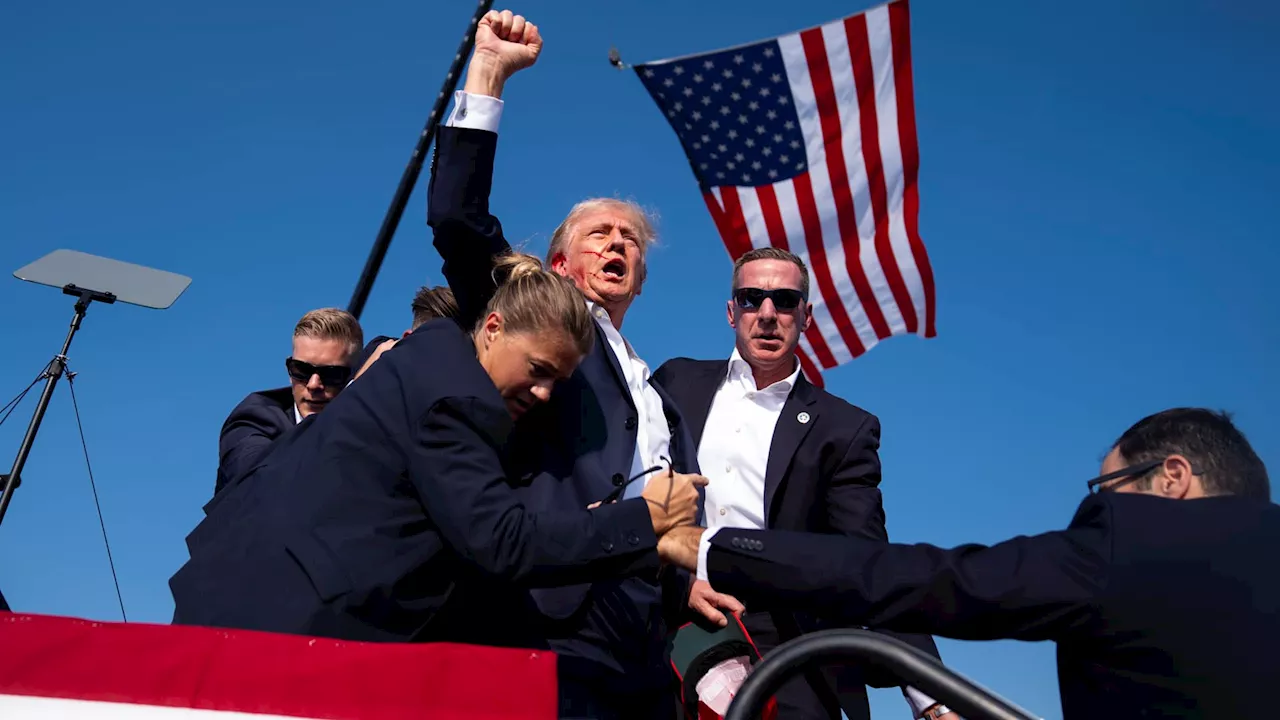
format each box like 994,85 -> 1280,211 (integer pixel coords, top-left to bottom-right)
346,0 -> 494,320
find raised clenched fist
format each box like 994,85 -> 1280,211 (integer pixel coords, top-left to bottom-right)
473,9 -> 542,78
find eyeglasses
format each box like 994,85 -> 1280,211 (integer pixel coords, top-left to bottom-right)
599,457 -> 672,506
285,357 -> 352,388
733,287 -> 806,311
1085,458 -> 1164,494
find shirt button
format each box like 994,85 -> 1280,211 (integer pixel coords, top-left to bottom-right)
735,427 -> 742,433
719,508 -> 727,516
625,417 -> 638,430
602,540 -> 614,553
724,465 -> 731,473
612,473 -> 625,487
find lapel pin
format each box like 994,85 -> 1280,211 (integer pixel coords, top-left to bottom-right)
797,412 -> 810,424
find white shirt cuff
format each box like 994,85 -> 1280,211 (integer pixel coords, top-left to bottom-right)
696,527 -> 720,582
444,90 -> 504,133
904,685 -> 939,717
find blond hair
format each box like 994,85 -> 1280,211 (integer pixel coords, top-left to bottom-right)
485,253 -> 596,356
293,308 -> 363,356
546,198 -> 658,287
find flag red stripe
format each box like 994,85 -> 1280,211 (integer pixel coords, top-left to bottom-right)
795,346 -> 824,388
888,0 -> 937,337
844,13 -> 918,335
791,172 -> 865,358
705,189 -> 754,261
799,27 -> 892,341
754,184 -> 838,368
0,613 -> 556,719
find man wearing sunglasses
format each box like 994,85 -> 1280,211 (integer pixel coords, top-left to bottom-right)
214,308 -> 363,494
653,248 -> 949,720
659,407 -> 1277,718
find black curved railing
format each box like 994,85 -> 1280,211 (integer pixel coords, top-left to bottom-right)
724,629 -> 1042,720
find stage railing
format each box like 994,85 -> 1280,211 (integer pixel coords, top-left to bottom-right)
724,629 -> 1042,720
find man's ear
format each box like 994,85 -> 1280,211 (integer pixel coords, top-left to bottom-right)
550,252 -> 569,277
801,302 -> 814,333
1158,454 -> 1197,499
726,299 -> 737,329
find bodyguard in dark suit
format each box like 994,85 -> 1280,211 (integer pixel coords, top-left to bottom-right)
662,408 -> 1278,718
426,11 -> 737,717
653,248 -> 949,720
173,255 -> 707,644
215,307 -> 364,493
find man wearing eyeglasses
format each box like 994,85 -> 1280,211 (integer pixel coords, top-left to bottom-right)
659,407 -> 1277,718
214,308 -> 363,494
652,247 -> 950,720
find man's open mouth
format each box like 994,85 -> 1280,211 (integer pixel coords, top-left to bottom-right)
601,258 -> 627,279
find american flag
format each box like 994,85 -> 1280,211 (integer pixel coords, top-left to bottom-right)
635,0 -> 936,385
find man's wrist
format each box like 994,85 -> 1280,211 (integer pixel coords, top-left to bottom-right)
462,53 -> 509,98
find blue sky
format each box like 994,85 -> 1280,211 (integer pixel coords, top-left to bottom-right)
1,0 -> 1276,716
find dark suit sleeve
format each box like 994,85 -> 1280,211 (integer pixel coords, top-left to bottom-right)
426,126 -> 511,330
216,403 -> 286,494
410,396 -> 660,586
822,415 -> 943,680
708,496 -> 1111,642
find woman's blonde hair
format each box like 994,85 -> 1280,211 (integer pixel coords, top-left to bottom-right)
484,252 -> 595,355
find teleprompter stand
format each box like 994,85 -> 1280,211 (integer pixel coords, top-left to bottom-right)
0,249 -> 191,528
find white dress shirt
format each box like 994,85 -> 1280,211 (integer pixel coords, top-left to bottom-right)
700,349 -> 798,530
292,404 -> 302,424
588,302 -> 671,498
696,351 -> 939,717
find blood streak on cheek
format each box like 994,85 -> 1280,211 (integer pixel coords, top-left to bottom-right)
580,249 -> 616,281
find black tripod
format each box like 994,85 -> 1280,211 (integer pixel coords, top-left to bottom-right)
0,284 -> 115,528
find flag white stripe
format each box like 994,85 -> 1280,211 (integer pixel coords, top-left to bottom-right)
0,695 -> 319,720
770,179 -> 854,363
866,4 -> 928,335
779,31 -> 880,350
820,19 -> 907,335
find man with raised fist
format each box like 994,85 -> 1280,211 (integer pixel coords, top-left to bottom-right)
427,9 -> 741,718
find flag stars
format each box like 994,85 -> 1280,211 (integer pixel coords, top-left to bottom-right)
716,171 -> 725,178
748,101 -> 759,111
741,78 -> 752,89
763,47 -> 775,58
709,120 -> 720,130
693,73 -> 704,83
734,152 -> 745,162
759,87 -> 771,97
692,111 -> 702,120
663,77 -> 674,87
722,69 -> 734,78
780,154 -> 791,163
784,120 -> 795,130
768,169 -> 778,179
704,59 -> 715,69
727,129 -> 738,139
761,147 -> 772,156
766,110 -> 777,120
682,87 -> 694,97
789,140 -> 801,149
773,133 -> 783,143
643,68 -> 655,78
738,114 -> 748,124
702,96 -> 712,105
744,138 -> 755,147
770,73 -> 782,83
712,82 -> 723,92
718,144 -> 728,152
673,66 -> 685,75
777,96 -> 789,105
751,161 -> 762,170
752,62 -> 763,73
742,173 -> 752,182
755,125 -> 766,134
733,54 -> 745,64
727,161 -> 736,170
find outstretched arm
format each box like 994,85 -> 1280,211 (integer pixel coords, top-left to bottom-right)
426,10 -> 542,329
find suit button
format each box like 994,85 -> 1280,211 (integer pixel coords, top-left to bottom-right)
753,540 -> 764,551
603,540 -> 614,553
627,532 -> 640,546
612,473 -> 625,487
731,537 -> 743,549
625,416 -> 638,430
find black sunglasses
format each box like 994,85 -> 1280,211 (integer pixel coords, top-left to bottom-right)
599,457 -> 672,506
1085,459 -> 1164,495
285,357 -> 352,388
733,287 -> 807,311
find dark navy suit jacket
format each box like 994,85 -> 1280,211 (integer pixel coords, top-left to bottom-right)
214,386 -> 294,494
427,125 -> 701,689
172,321 -> 660,644
213,337 -> 392,495
653,358 -> 941,719
706,493 -> 1280,719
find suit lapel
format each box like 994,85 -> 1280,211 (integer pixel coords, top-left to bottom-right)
763,376 -> 819,523
683,361 -> 727,450
587,328 -> 636,411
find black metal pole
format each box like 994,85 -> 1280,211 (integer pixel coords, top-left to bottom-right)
0,293 -> 96,528
725,630 -> 1041,720
346,0 -> 495,319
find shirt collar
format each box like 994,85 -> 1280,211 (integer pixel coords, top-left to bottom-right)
727,347 -> 801,394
